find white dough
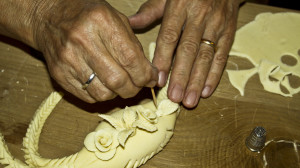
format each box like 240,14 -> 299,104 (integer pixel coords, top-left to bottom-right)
228,12 -> 300,96
0,43 -> 180,168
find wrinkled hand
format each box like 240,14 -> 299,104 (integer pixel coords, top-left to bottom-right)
129,0 -> 240,108
32,0 -> 158,103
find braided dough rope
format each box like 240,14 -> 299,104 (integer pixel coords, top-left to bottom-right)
0,42 -> 181,168
0,92 -> 63,168
0,134 -> 30,168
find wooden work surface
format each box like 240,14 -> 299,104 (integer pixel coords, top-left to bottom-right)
1,2 -> 300,168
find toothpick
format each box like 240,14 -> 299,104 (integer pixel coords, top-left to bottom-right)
151,88 -> 157,108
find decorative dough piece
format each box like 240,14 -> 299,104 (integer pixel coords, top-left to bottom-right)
227,12 -> 300,96
0,43 -> 180,168
227,67 -> 258,96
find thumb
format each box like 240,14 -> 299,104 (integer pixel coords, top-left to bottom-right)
129,0 -> 166,29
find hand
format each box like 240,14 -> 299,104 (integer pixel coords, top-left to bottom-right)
129,0 -> 239,108
30,0 -> 158,103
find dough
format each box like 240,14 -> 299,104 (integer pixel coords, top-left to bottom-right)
0,43 -> 180,168
0,82 -> 179,168
227,12 -> 300,96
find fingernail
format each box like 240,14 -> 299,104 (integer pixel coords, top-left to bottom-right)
185,91 -> 198,107
158,71 -> 167,87
170,84 -> 183,102
201,86 -> 211,97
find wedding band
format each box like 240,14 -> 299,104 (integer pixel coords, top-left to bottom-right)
82,72 -> 97,90
201,39 -> 216,51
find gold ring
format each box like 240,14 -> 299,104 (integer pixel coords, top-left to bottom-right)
82,72 -> 97,90
201,39 -> 216,52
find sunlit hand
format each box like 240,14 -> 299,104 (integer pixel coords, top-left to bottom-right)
31,0 -> 158,103
129,0 -> 240,108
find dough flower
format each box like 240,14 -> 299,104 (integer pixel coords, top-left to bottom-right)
84,127 -> 119,161
99,106 -> 157,147
136,105 -> 158,124
156,99 -> 179,117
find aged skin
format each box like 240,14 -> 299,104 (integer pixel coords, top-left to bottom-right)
0,0 -> 158,103
0,0 -> 240,108
129,0 -> 240,108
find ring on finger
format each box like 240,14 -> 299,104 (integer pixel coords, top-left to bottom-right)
200,39 -> 216,52
82,72 -> 97,90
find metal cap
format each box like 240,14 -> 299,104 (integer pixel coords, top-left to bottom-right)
245,126 -> 266,152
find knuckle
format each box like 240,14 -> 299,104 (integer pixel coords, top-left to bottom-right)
105,73 -> 127,90
173,69 -> 189,81
67,27 -> 80,40
135,69 -> 152,86
87,5 -> 109,22
117,40 -> 143,68
198,49 -> 214,64
190,76 -> 205,87
214,54 -> 228,66
180,39 -> 199,56
189,71 -> 206,86
189,1 -> 212,16
63,26 -> 90,51
213,20 -> 224,30
188,5 -> 203,18
212,15 -> 226,32
119,48 -> 138,69
65,25 -> 86,43
201,2 -> 213,13
160,27 -> 180,44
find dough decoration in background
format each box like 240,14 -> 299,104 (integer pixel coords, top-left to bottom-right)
227,12 -> 300,97
0,43 -> 180,168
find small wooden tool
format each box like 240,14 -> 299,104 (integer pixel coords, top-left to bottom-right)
151,88 -> 157,108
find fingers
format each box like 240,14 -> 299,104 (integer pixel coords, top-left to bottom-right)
72,56 -> 117,101
129,0 -> 166,29
201,20 -> 237,98
84,73 -> 118,101
153,0 -> 187,87
98,11 -> 158,89
181,20 -> 222,107
182,38 -> 217,108
78,6 -> 158,100
51,15 -> 156,102
167,16 -> 206,103
49,46 -> 117,103
131,0 -> 238,108
49,64 -> 97,103
181,4 -> 237,108
86,40 -> 142,99
39,1 -> 160,103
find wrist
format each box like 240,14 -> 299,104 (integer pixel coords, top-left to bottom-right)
0,0 -> 52,49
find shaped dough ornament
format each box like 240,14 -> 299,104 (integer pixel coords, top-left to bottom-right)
0,43 -> 180,168
227,12 -> 300,96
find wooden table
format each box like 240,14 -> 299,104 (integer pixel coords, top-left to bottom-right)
1,2 -> 300,168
